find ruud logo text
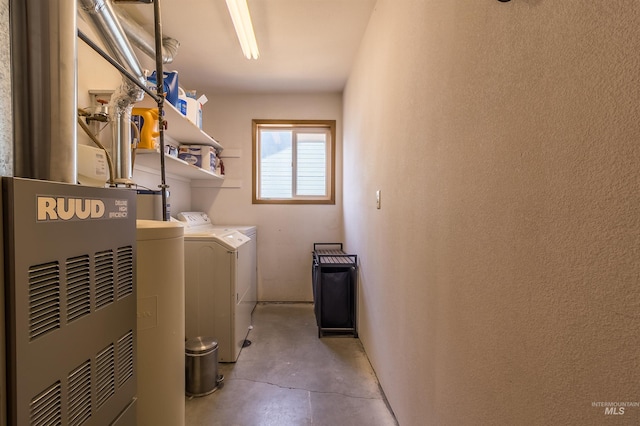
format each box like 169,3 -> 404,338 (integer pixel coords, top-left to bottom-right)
37,196 -> 106,221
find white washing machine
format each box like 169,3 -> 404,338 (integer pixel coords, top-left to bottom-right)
177,212 -> 254,362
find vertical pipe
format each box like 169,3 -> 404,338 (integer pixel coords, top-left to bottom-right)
11,0 -> 77,183
0,5 -> 10,422
0,0 -> 12,177
78,0 -> 146,185
111,104 -> 135,184
154,0 -> 169,220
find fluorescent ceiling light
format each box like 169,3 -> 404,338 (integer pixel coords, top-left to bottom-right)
226,0 -> 259,60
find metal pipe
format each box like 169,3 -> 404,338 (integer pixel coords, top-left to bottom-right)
77,29 -> 161,103
0,0 -> 13,178
115,7 -> 180,64
153,0 -> 170,221
78,0 -> 145,89
11,0 -> 78,183
78,0 -> 146,185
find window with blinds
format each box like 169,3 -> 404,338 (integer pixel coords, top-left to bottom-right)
253,120 -> 335,204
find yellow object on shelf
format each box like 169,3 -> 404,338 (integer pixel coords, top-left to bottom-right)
132,107 -> 160,149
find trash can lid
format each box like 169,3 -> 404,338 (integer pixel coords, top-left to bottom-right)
186,337 -> 218,354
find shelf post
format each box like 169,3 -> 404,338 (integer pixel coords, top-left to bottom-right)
153,0 -> 170,220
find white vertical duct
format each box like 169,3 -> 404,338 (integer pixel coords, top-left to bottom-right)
78,0 -> 146,185
11,0 -> 77,183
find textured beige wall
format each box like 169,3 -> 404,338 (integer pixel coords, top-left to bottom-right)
343,1 -> 640,425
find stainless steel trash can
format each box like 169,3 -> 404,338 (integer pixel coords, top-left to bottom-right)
186,337 -> 221,396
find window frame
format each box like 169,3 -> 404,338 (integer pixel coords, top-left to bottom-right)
252,119 -> 336,205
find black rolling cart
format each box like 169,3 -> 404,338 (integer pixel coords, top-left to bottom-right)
312,243 -> 358,338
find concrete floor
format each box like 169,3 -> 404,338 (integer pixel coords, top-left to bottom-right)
185,303 -> 398,426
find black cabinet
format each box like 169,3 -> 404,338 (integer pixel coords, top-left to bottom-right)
312,243 -> 358,337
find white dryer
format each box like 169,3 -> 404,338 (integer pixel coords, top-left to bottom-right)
177,212 -> 253,362
208,225 -> 257,312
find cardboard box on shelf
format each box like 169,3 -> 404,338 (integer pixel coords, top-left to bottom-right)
177,89 -> 208,129
178,145 -> 217,172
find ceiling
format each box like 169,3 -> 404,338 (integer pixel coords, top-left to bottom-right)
120,0 -> 377,95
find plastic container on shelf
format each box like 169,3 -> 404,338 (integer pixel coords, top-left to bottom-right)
147,70 -> 179,107
132,107 -> 160,149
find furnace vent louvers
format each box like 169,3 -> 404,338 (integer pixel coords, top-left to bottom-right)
116,246 -> 134,300
96,344 -> 116,408
30,381 -> 62,426
66,255 -> 91,323
95,250 -> 115,309
6,179 -> 137,424
29,262 -> 61,340
67,360 -> 92,426
117,331 -> 134,387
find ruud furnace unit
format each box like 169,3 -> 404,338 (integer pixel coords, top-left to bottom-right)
1,177 -> 137,425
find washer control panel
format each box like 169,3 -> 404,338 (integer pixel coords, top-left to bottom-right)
177,211 -> 211,227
